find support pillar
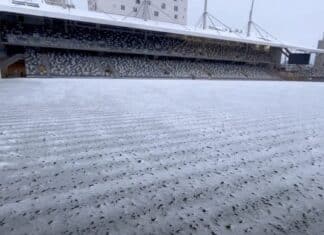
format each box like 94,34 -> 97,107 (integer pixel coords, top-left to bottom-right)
315,34 -> 324,70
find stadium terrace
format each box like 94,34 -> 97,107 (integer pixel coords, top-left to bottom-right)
0,0 -> 323,79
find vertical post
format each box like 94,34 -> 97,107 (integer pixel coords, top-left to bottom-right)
247,0 -> 255,37
0,44 -> 5,79
143,0 -> 149,21
203,0 -> 208,29
64,20 -> 68,34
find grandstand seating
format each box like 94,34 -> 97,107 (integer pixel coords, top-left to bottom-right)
283,65 -> 324,80
312,69 -> 324,78
0,14 -> 284,80
1,23 -> 273,65
299,68 -> 324,79
25,49 -> 277,80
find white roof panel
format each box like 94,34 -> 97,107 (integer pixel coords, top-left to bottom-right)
1,0 -> 323,54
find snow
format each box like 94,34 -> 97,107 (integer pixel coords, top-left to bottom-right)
0,78 -> 324,234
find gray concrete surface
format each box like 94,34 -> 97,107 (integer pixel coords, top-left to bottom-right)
0,79 -> 324,235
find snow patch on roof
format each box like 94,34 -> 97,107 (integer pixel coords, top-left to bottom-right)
1,0 -> 324,54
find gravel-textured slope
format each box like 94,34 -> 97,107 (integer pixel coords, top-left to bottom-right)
0,79 -> 324,235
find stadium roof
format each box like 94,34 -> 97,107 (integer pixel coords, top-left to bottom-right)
1,0 -> 324,54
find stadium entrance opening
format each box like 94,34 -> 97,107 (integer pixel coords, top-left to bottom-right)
0,44 -> 27,78
4,59 -> 26,78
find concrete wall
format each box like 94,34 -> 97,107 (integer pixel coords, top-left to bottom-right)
88,0 -> 187,25
315,34 -> 324,70
270,47 -> 282,67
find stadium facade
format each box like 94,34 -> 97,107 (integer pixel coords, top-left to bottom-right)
0,0 -> 323,79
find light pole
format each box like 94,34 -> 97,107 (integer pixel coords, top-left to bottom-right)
247,0 -> 255,37
203,0 -> 208,30
143,0 -> 150,21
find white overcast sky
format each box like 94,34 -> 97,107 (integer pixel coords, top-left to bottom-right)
188,0 -> 323,48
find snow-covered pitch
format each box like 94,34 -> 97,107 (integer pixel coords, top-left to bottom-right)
0,79 -> 324,235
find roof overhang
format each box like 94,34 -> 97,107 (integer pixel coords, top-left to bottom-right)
1,1 -> 324,54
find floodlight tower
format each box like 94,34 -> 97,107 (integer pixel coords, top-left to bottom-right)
143,0 -> 150,21
196,0 -> 233,32
203,0 -> 208,29
247,0 -> 255,37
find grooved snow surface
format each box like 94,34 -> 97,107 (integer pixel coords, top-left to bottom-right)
0,79 -> 324,235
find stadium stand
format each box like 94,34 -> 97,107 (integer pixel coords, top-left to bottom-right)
1,1 -> 323,80
313,69 -> 324,78
25,48 -> 277,79
0,11 -> 282,79
281,64 -> 324,80
297,68 -> 324,80
1,21 -> 273,64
